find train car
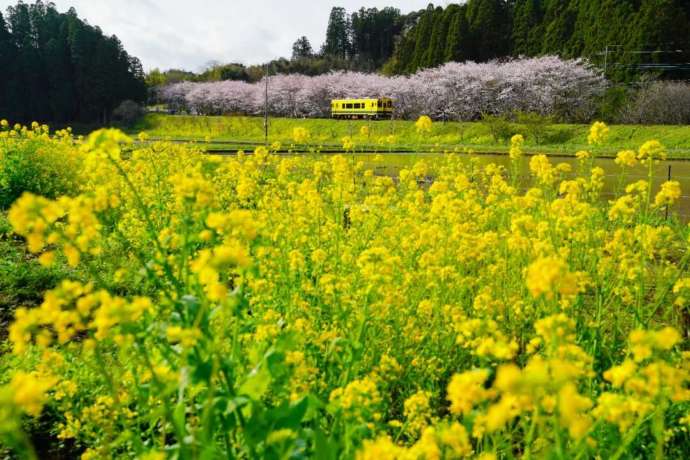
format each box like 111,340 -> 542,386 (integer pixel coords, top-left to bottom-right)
331,97 -> 393,119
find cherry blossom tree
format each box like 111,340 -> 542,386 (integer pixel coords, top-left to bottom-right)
158,57 -> 606,121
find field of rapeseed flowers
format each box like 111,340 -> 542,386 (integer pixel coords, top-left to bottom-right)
1,119 -> 689,459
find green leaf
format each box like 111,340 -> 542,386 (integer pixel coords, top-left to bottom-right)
272,396 -> 309,430
173,402 -> 186,437
191,358 -> 213,383
313,427 -> 337,460
239,364 -> 271,400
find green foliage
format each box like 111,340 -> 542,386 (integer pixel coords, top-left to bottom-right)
291,36 -> 314,61
598,86 -> 631,122
481,113 -> 515,143
512,0 -> 544,56
349,7 -> 403,70
515,111 -> 554,145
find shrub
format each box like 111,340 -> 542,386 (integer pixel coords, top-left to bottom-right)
515,111 -> 554,145
597,86 -> 630,122
481,113 -> 514,143
112,100 -> 144,126
620,81 -> 690,125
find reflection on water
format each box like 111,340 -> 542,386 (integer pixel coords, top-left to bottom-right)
351,152 -> 690,221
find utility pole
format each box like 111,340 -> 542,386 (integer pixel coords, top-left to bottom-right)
264,63 -> 269,146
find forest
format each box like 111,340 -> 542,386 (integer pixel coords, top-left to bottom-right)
0,1 -> 146,123
385,0 -> 690,79
149,0 -> 690,87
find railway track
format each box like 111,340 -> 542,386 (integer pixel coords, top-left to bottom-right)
133,137 -> 690,160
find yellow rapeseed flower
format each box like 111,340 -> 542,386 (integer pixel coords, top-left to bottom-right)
638,140 -> 667,163
10,371 -> 56,416
447,369 -> 491,416
292,126 -> 310,144
615,150 -> 637,167
509,134 -> 524,160
415,115 -> 432,134
587,121 -> 609,145
654,181 -> 681,207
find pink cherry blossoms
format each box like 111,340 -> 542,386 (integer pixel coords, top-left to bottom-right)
157,57 -> 606,121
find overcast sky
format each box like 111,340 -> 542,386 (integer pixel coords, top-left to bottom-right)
0,1 -> 443,71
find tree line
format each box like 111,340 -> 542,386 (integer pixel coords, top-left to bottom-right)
0,1 -> 146,124
149,1 -> 690,90
386,0 -> 690,80
160,57 -> 605,122
147,6 -> 417,87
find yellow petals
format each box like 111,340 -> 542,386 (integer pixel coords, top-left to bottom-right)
9,371 -> 56,417
588,121 -> 609,145
415,115 -> 433,134
447,369 -> 491,416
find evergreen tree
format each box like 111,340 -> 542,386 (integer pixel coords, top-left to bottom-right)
291,36 -> 314,60
541,0 -> 576,56
424,6 -> 449,68
444,4 -> 469,62
512,0 -> 543,56
322,7 -> 350,59
466,0 -> 512,61
407,4 -> 435,73
350,7 -> 402,70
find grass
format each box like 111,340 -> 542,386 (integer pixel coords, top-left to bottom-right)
130,113 -> 690,158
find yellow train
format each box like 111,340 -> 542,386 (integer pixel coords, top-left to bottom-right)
331,97 -> 393,119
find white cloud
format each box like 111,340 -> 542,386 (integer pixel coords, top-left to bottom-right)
0,0 -> 435,70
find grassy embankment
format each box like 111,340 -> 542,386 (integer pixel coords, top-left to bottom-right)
131,113 -> 690,158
